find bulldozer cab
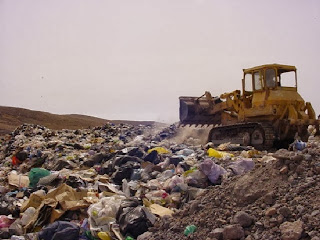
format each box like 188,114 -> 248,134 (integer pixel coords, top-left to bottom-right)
242,64 -> 297,108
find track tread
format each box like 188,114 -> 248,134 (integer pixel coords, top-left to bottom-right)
209,122 -> 275,150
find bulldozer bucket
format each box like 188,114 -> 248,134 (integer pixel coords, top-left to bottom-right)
179,96 -> 222,125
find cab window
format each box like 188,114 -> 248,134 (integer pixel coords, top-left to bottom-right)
265,68 -> 276,88
244,73 -> 253,92
254,71 -> 262,90
279,71 -> 296,87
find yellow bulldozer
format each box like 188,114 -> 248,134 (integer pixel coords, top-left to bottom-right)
179,64 -> 319,149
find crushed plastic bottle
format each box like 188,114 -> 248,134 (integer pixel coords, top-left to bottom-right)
184,225 -> 197,236
21,207 -> 36,226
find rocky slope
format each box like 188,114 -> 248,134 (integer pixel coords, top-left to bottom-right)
147,145 -> 320,240
0,106 -> 157,135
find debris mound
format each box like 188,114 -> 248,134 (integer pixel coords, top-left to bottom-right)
0,123 -> 319,239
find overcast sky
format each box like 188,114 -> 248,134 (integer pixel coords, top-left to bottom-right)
1,0 -> 320,122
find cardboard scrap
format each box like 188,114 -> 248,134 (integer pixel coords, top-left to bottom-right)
98,176 -> 110,183
21,193 -> 45,212
60,200 -> 90,211
22,183 -> 90,233
148,203 -> 173,217
24,198 -> 58,233
8,171 -> 29,188
98,182 -> 125,195
50,209 -> 65,223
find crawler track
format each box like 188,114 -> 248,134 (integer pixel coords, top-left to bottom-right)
208,122 -> 275,150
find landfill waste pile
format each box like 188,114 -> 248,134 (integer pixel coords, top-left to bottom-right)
0,123 -> 319,240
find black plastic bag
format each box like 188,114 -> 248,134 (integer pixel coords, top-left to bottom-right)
116,199 -> 152,238
38,221 -> 80,240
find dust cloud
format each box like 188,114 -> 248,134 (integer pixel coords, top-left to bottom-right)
170,125 -> 212,145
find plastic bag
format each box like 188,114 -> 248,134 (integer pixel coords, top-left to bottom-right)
199,159 -> 226,184
228,158 -> 254,175
144,150 -> 160,164
130,169 -> 143,181
185,170 -> 208,188
147,147 -> 170,154
38,221 -> 80,240
116,199 -> 154,238
166,175 -> 186,192
295,140 -> 307,151
157,169 -> 174,181
88,195 -> 126,235
145,190 -> 168,205
182,148 -> 194,156
0,215 -> 15,228
28,168 -> 51,188
207,148 -> 233,158
97,231 -> 112,240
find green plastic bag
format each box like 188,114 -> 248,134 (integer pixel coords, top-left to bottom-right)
28,168 -> 50,188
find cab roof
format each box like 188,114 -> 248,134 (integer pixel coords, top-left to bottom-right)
243,64 -> 296,73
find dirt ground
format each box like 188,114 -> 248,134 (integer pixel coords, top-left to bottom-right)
147,147 -> 320,240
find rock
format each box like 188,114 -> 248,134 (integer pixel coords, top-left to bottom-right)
255,221 -> 264,229
233,211 -> 253,227
189,200 -> 200,214
279,220 -> 303,240
137,231 -> 153,240
245,236 -> 254,240
280,166 -> 288,174
291,154 -> 304,162
263,192 -> 275,205
278,206 -> 291,218
239,190 -> 265,206
308,231 -> 318,238
209,228 -> 224,240
311,237 -> 320,240
269,217 -> 278,227
295,165 -> 305,175
311,210 -> 319,217
296,205 -> 305,214
273,149 -> 291,160
265,207 -> 277,216
216,218 -> 227,226
222,224 -> 244,240
315,164 -> 320,175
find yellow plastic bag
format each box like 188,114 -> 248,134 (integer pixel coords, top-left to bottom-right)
98,232 -> 112,240
207,148 -> 233,158
147,147 -> 170,154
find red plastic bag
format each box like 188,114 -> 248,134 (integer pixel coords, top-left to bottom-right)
0,215 -> 15,228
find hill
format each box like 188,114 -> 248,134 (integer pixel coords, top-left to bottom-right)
0,106 -> 156,135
